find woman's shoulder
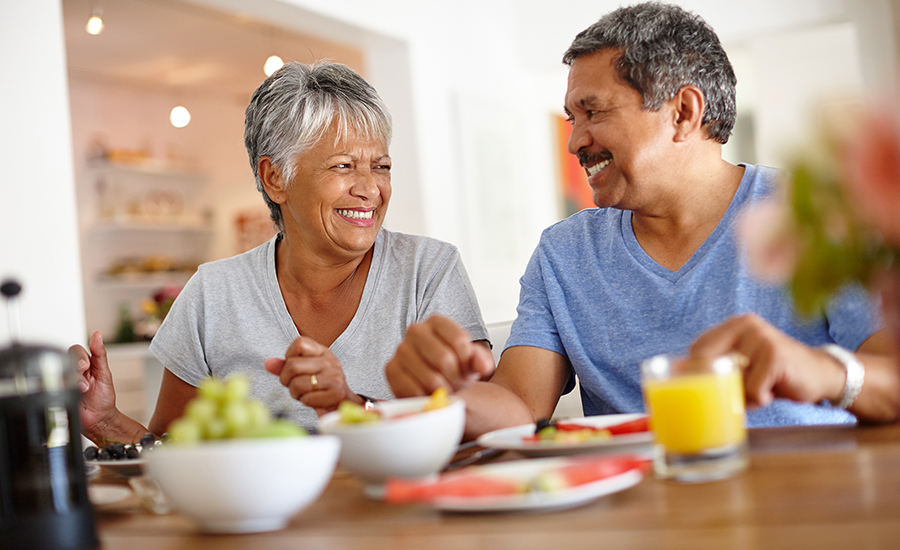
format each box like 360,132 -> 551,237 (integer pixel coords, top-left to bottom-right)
378,228 -> 459,258
193,236 -> 274,282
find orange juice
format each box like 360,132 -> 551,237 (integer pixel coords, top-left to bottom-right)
643,369 -> 746,455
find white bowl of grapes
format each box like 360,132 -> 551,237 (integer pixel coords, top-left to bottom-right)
143,376 -> 340,534
318,389 -> 465,499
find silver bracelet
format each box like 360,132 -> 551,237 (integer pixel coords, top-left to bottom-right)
821,344 -> 865,409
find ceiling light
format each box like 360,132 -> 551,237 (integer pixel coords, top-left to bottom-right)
86,6 -> 104,35
86,16 -> 104,35
264,55 -> 284,77
170,106 -> 191,128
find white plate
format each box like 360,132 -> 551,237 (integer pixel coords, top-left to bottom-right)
88,485 -> 133,506
476,413 -> 653,458
87,457 -> 145,478
431,456 -> 644,513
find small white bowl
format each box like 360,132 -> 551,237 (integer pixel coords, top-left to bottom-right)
144,435 -> 339,533
318,396 -> 465,498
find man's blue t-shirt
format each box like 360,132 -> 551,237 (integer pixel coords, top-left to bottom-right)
505,164 -> 881,427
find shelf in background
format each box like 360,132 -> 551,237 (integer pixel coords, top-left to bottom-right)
96,271 -> 193,289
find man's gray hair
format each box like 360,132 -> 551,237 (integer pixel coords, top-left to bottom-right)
563,2 -> 736,144
244,61 -> 393,232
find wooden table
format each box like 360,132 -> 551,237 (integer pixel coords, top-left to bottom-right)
92,423 -> 900,549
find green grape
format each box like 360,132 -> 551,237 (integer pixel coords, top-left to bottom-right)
338,400 -> 381,423
247,400 -> 272,430
251,419 -> 308,438
169,418 -> 202,443
204,417 -> 228,440
169,374 -> 306,443
222,401 -> 252,436
223,375 -> 251,403
198,377 -> 226,403
185,397 -> 217,424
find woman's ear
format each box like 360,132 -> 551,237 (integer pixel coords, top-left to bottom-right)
672,85 -> 705,143
258,157 -> 287,204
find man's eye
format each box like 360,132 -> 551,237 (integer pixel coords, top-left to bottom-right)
375,164 -> 391,171
333,163 -> 352,169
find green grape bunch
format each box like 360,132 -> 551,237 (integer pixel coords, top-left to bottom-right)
167,375 -> 307,443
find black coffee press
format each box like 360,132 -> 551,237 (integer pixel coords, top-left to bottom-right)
0,280 -> 99,550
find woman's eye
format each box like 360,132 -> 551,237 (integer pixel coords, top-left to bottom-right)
333,163 -> 352,169
375,164 -> 391,171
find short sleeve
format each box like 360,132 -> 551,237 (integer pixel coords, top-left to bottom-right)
825,284 -> 884,351
417,249 -> 489,342
148,268 -> 212,387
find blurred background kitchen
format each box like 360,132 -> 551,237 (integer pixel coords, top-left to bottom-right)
2,0 -> 898,421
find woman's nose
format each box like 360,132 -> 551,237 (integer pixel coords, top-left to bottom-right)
351,170 -> 380,199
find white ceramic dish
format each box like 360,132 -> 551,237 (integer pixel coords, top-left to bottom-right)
86,457 -> 144,478
318,396 -> 465,498
476,413 -> 653,458
88,485 -> 133,506
145,435 -> 340,534
430,456 -> 644,513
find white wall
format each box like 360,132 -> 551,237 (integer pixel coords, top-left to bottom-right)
0,0 -> 85,349
193,0 -> 897,324
2,0 -> 897,350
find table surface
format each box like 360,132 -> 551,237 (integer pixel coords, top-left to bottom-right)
91,423 -> 900,550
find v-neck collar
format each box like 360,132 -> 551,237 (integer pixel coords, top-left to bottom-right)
265,229 -> 385,350
620,164 -> 752,283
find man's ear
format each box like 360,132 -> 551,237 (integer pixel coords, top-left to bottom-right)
258,157 -> 287,204
671,85 -> 705,143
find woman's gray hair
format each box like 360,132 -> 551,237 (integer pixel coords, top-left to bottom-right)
562,2 -> 736,144
244,61 -> 393,232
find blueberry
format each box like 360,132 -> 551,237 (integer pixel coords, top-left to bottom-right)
106,442 -> 126,459
139,433 -> 156,448
97,448 -> 111,461
83,446 -> 99,460
125,446 -> 140,459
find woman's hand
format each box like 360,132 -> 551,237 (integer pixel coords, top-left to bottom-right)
265,336 -> 360,416
69,331 -> 121,443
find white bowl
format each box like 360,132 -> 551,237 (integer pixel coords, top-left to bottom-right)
144,435 -> 339,533
318,396 -> 465,498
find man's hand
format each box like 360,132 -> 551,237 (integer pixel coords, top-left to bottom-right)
265,336 -> 359,416
385,315 -> 495,398
690,313 -> 845,408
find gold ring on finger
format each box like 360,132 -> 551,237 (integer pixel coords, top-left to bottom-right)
310,373 -> 319,392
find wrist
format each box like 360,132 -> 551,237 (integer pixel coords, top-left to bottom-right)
820,344 -> 865,409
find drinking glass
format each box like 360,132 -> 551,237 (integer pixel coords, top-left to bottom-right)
640,353 -> 749,482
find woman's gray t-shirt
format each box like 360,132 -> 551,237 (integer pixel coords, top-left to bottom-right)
148,228 -> 488,430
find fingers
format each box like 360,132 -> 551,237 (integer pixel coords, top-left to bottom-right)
386,315 -> 489,398
268,337 -> 352,413
263,357 -> 285,376
70,331 -> 112,393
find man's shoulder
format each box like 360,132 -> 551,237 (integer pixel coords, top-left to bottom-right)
541,208 -> 619,242
741,163 -> 789,198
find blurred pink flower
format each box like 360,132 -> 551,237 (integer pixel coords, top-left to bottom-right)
843,106 -> 900,246
736,199 -> 800,285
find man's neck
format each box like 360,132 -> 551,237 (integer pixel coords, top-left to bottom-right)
631,157 -> 745,271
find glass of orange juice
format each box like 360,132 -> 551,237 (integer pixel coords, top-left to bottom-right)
640,353 -> 749,482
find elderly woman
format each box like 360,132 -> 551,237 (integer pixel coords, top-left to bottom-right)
74,61 -> 488,441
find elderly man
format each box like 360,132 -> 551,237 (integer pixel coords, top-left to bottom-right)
386,2 -> 899,439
